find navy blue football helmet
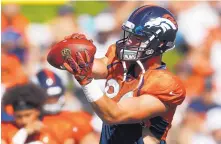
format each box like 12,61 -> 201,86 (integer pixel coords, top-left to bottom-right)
34,69 -> 65,114
116,5 -> 178,61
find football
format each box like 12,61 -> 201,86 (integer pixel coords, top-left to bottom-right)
47,38 -> 96,69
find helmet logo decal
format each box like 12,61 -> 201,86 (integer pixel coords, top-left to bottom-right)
145,49 -> 154,55
105,79 -> 120,98
144,17 -> 177,32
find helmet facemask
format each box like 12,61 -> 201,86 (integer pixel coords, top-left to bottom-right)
116,30 -> 157,62
116,30 -> 153,85
116,24 -> 164,87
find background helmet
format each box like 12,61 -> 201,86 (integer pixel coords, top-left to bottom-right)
34,69 -> 65,114
116,5 -> 178,61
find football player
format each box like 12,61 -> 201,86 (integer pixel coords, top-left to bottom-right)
55,5 -> 186,144
35,69 -> 99,144
1,83 -> 60,144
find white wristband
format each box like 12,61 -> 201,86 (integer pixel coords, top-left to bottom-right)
12,128 -> 28,144
82,79 -> 103,102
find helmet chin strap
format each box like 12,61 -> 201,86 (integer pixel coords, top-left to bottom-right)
121,61 -> 127,81
133,29 -> 162,88
120,29 -> 162,86
121,60 -> 145,89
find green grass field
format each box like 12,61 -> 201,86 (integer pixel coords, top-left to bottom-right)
20,2 -> 108,23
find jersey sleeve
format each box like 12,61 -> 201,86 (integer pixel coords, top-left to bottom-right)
140,71 -> 186,106
105,44 -> 117,66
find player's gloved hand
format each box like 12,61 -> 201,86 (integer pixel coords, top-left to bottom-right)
63,50 -> 94,85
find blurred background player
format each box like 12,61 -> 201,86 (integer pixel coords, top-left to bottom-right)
1,31 -> 29,122
1,83 -> 60,144
1,30 -> 28,90
34,69 -> 99,144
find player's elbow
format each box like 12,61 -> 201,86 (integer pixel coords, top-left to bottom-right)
104,117 -> 139,125
103,117 -> 118,125
103,115 -> 118,125
102,111 -> 123,125
103,112 -> 134,125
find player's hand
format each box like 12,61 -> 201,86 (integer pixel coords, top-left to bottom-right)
64,33 -> 93,42
63,50 -> 94,85
25,120 -> 44,135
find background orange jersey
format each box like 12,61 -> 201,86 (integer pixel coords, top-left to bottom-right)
58,111 -> 93,144
1,53 -> 28,89
104,44 -> 186,140
42,114 -> 74,143
1,122 -> 59,144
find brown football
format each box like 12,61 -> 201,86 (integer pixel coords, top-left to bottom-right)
47,38 -> 96,69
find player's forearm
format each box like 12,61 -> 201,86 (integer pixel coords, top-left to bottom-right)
91,96 -> 121,124
82,80 -> 122,124
92,58 -> 108,79
82,80 -> 168,125
82,80 -> 147,124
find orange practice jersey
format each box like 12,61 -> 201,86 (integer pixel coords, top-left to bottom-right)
58,111 -> 93,143
42,114 -> 74,143
1,54 -> 28,89
104,45 -> 186,140
1,122 -> 59,144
